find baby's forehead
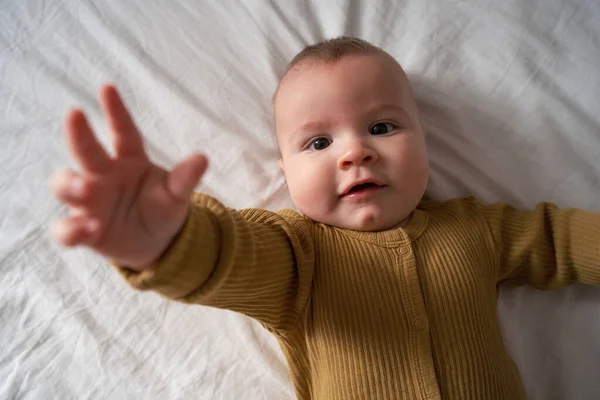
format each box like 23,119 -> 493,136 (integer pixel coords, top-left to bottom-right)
273,54 -> 410,117
282,53 -> 402,84
274,53 -> 407,108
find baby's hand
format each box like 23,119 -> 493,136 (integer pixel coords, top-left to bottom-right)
50,85 -> 207,271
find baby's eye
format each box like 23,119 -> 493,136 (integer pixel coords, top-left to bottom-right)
369,122 -> 395,135
308,137 -> 331,151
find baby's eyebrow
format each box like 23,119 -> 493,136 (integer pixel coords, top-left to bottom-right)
368,104 -> 408,117
294,120 -> 330,135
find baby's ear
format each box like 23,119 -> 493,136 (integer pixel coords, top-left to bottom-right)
278,159 -> 285,176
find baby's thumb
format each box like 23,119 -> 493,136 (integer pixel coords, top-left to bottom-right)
167,153 -> 208,202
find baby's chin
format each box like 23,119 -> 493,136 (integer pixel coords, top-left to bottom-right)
337,217 -> 403,232
308,208 -> 407,232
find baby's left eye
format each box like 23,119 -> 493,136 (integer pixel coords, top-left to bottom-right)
369,122 -> 395,135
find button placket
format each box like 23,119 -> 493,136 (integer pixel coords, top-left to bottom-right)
397,241 -> 440,398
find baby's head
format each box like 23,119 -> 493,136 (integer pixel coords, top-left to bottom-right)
274,37 -> 429,231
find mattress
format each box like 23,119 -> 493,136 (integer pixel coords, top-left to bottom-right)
2,0 -> 599,398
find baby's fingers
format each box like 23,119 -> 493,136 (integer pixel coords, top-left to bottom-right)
99,85 -> 147,159
167,153 -> 208,201
50,215 -> 100,247
65,109 -> 112,174
50,169 -> 96,207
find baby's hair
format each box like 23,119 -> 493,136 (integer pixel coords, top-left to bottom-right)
282,36 -> 384,77
273,37 -> 386,107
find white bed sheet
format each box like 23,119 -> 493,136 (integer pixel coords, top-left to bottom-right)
1,0 -> 599,399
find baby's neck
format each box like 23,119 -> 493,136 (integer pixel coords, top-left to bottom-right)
389,213 -> 412,230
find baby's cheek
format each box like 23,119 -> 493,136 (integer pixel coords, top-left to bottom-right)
286,171 -> 313,207
293,181 -> 323,209
288,171 -> 334,219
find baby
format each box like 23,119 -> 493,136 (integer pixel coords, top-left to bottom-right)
50,37 -> 600,400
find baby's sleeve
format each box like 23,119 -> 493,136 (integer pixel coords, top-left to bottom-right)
477,201 -> 600,289
116,193 -> 315,332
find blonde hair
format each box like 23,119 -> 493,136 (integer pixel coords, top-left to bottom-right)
282,36 -> 384,76
274,37 -> 387,106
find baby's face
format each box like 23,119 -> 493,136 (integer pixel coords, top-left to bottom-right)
275,54 -> 429,231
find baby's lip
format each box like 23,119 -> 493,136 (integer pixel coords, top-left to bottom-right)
340,179 -> 386,196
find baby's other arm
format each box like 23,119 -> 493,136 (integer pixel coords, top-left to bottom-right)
478,202 -> 600,289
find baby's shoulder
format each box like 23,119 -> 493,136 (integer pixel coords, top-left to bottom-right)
237,207 -> 307,225
418,196 -> 482,213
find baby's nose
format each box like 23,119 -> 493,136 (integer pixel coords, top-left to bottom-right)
338,144 -> 378,168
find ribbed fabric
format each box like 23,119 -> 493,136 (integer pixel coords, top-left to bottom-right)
117,194 -> 600,400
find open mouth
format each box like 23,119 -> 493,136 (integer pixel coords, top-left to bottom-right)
347,182 -> 380,194
342,181 -> 385,197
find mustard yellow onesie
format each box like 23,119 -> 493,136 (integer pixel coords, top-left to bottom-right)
117,195 -> 600,400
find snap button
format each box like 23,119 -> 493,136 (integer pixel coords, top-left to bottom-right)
399,246 -> 410,256
413,318 -> 427,331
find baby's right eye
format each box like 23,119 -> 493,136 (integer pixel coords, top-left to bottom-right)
308,137 -> 331,151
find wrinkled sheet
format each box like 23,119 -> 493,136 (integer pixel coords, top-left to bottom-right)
1,0 -> 600,398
